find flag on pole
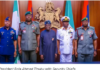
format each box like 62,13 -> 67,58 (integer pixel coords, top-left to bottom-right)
65,0 -> 75,30
27,0 -> 33,20
14,55 -> 21,64
12,0 -> 21,64
12,0 -> 20,35
81,0 -> 89,26
65,0 -> 75,62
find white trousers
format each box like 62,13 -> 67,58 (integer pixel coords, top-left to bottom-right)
60,54 -> 72,62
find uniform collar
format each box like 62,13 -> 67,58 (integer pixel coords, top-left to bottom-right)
3,26 -> 11,30
81,26 -> 89,29
25,21 -> 32,25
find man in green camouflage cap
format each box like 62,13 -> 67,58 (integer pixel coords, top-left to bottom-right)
18,11 -> 40,63
74,17 -> 98,62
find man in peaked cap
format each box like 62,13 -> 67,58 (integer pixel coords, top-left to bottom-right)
39,20 -> 57,62
61,16 -> 70,22
0,17 -> 17,63
18,11 -> 40,63
57,16 -> 75,62
75,17 -> 98,62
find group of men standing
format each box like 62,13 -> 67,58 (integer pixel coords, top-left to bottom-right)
0,11 -> 98,63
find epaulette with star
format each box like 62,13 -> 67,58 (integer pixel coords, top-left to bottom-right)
12,28 -> 16,30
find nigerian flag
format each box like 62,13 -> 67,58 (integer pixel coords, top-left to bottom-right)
12,0 -> 20,35
65,0 -> 75,29
12,0 -> 21,64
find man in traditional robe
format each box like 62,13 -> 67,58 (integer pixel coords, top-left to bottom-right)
39,20 -> 57,62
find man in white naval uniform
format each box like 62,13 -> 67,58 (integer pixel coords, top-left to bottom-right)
57,16 -> 75,62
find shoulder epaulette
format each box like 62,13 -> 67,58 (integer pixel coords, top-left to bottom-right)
89,26 -> 94,29
20,22 -> 25,24
12,28 -> 16,30
77,27 -> 81,30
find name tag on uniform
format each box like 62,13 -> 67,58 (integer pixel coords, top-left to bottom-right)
23,30 -> 26,33
80,35 -> 84,40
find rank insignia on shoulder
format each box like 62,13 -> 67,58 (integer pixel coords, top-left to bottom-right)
12,28 -> 16,30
